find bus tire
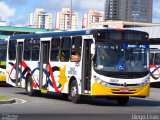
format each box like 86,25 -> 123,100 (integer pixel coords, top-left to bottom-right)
26,77 -> 40,96
116,97 -> 129,105
69,80 -> 81,103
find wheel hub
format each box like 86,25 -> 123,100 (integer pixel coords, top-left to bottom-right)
71,86 -> 77,97
27,82 -> 31,93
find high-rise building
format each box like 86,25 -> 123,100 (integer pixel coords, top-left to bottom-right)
29,8 -> 52,29
82,10 -> 104,29
54,8 -> 78,30
105,0 -> 153,23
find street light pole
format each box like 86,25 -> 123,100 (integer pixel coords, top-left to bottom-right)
132,13 -> 139,27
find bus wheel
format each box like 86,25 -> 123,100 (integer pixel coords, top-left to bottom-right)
116,97 -> 129,105
26,77 -> 37,96
69,80 -> 81,103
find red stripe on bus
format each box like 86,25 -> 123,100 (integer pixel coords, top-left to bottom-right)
48,63 -> 61,93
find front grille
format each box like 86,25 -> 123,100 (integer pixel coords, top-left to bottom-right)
109,83 -> 139,87
108,74 -> 146,79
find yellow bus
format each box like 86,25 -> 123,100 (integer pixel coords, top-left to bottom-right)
6,29 -> 150,105
0,40 -> 7,82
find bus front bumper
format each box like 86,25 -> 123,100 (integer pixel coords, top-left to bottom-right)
91,82 -> 150,97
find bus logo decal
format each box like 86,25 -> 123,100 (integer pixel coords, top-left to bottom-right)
68,67 -> 77,75
8,61 -> 68,92
118,63 -> 125,71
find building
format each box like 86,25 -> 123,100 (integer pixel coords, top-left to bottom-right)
0,26 -> 52,39
105,0 -> 153,23
105,0 -> 119,20
82,10 -> 104,29
128,26 -> 160,39
29,8 -> 52,29
91,20 -> 160,29
54,8 -> 78,30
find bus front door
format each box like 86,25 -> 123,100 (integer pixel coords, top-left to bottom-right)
16,42 -> 23,87
81,39 -> 92,94
39,41 -> 50,90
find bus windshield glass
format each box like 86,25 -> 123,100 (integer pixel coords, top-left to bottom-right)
94,44 -> 149,73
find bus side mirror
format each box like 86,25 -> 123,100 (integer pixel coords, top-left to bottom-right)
91,43 -> 95,60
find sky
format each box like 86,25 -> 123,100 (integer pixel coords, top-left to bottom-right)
0,0 -> 159,28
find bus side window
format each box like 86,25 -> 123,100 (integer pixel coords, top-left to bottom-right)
31,38 -> 40,61
60,37 -> 71,62
150,53 -> 154,65
50,37 -> 60,61
154,53 -> 160,65
71,36 -> 82,62
23,39 -> 32,61
9,40 -> 17,60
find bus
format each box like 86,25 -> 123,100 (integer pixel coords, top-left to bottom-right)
0,39 -> 8,82
6,28 -> 150,105
149,39 -> 160,86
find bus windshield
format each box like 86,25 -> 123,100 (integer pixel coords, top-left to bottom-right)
94,44 -> 149,73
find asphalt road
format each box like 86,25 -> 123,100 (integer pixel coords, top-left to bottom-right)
0,83 -> 160,120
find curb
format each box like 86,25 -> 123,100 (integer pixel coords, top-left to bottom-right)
0,98 -> 16,104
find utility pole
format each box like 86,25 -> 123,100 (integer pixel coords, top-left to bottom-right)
132,13 -> 139,27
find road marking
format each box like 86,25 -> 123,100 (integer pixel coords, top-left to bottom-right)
12,98 -> 27,104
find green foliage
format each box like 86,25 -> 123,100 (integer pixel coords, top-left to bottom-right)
0,95 -> 11,100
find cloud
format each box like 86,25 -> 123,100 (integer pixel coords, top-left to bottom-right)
0,1 -> 15,23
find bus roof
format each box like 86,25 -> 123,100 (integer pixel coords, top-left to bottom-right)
9,28 -> 148,40
0,39 -> 7,44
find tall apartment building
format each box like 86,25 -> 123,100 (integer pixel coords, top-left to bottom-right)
105,0 -> 153,23
29,8 -> 52,29
82,10 -> 104,29
54,8 -> 78,30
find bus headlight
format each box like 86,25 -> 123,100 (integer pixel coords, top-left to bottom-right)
94,76 -> 110,87
138,79 -> 149,87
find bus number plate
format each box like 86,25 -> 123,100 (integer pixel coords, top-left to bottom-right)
120,88 -> 129,93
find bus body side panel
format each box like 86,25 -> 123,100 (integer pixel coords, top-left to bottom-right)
6,39 -> 17,87
6,60 -> 17,87
150,45 -> 160,83
25,60 -> 40,90
48,61 -> 82,94
150,65 -> 160,83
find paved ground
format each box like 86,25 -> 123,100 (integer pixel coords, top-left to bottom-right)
0,83 -> 160,120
